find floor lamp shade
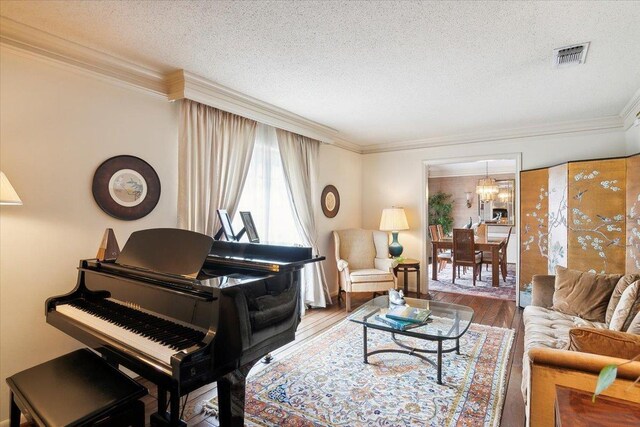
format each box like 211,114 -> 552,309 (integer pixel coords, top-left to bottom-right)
379,207 -> 409,257
0,172 -> 22,205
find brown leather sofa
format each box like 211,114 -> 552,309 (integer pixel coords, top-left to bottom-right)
522,275 -> 640,426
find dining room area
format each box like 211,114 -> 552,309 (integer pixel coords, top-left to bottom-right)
425,158 -> 518,303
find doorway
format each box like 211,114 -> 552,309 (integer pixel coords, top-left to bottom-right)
422,154 -> 522,306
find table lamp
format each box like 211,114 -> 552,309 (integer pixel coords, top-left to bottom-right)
379,207 -> 409,257
0,171 -> 22,205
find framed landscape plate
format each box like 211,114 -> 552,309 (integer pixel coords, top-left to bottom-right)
321,184 -> 340,218
92,155 -> 160,220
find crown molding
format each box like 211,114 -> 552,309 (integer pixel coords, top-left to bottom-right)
167,70 -> 359,148
428,166 -> 516,178
0,16 -> 167,96
360,115 -> 625,154
621,88 -> 640,130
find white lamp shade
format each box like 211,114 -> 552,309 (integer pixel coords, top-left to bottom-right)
0,172 -> 22,205
379,207 -> 409,231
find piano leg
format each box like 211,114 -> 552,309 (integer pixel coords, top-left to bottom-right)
150,386 -> 186,427
217,362 -> 257,427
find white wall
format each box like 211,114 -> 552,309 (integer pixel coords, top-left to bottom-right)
361,129 -> 629,291
0,48 -> 179,420
316,145 -> 362,298
627,123 -> 640,154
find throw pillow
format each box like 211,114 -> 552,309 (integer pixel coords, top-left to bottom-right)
606,274 -> 640,324
552,266 -> 621,322
568,327 -> 640,359
609,281 -> 640,331
627,311 -> 640,335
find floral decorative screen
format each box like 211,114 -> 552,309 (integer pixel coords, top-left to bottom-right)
519,154 -> 637,299
567,159 -> 626,274
627,154 -> 640,272
520,168 -> 549,293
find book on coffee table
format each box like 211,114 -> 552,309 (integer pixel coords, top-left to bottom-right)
374,314 -> 425,331
386,306 -> 431,324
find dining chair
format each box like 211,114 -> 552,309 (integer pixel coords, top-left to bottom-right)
452,228 -> 482,285
482,226 -> 512,282
429,225 -> 452,272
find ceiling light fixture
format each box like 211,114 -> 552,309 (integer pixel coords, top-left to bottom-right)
476,162 -> 499,202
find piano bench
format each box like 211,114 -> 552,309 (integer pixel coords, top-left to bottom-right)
6,348 -> 147,427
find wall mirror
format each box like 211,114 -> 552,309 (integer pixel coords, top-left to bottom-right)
478,179 -> 515,225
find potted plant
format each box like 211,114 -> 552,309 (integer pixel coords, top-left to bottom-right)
428,191 -> 454,236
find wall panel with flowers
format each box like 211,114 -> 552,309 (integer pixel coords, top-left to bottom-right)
519,154 -> 637,303
627,154 -> 640,273
520,168 -> 549,292
567,159 -> 626,274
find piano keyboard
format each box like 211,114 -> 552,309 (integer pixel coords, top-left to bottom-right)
56,299 -> 206,365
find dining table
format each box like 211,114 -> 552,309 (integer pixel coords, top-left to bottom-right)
431,235 -> 507,287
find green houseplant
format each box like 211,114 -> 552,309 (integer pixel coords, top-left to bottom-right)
428,191 -> 454,236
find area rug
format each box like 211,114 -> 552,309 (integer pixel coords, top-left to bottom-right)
428,263 -> 516,301
205,319 -> 514,426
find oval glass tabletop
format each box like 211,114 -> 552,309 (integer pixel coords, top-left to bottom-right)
348,295 -> 474,340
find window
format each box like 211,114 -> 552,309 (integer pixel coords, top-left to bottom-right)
234,124 -> 302,245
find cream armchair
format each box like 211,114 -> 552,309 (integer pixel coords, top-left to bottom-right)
333,229 -> 398,311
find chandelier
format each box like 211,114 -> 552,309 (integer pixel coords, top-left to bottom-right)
476,162 -> 499,202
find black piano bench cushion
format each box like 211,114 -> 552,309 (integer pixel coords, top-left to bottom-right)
6,348 -> 147,427
250,284 -> 298,332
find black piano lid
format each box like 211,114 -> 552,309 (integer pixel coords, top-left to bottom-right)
115,228 -> 213,279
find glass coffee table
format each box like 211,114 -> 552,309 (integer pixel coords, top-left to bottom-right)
348,296 -> 474,385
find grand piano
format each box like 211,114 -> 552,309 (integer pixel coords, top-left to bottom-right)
46,228 -> 324,426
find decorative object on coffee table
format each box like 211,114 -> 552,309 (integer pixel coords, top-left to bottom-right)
320,184 -> 340,218
388,288 -> 406,307
92,155 -> 160,220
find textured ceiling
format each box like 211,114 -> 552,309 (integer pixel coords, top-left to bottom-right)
1,1 -> 639,146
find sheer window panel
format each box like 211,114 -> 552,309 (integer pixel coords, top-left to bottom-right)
234,124 -> 302,245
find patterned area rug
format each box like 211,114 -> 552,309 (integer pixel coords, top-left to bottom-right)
206,319 -> 514,426
428,263 -> 516,301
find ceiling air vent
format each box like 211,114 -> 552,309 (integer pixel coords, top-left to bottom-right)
552,42 -> 590,68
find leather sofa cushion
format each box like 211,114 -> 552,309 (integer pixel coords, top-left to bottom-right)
350,269 -> 395,283
606,274 -> 640,324
568,327 -> 640,360
552,266 -> 621,322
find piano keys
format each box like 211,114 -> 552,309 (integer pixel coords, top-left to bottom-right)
46,228 -> 324,426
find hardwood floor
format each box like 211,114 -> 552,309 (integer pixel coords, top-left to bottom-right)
138,291 -> 525,426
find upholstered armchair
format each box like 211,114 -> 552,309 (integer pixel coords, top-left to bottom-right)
333,229 -> 398,312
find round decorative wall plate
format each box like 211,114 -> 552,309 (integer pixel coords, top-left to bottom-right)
321,185 -> 340,218
92,155 -> 160,220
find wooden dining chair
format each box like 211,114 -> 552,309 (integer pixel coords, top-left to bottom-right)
452,228 -> 482,285
429,225 -> 452,272
482,226 -> 512,282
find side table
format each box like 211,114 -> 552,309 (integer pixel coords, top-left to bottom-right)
393,258 -> 421,298
554,385 -> 640,426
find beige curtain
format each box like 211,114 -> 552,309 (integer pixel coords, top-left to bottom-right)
178,100 -> 257,236
276,129 -> 331,308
